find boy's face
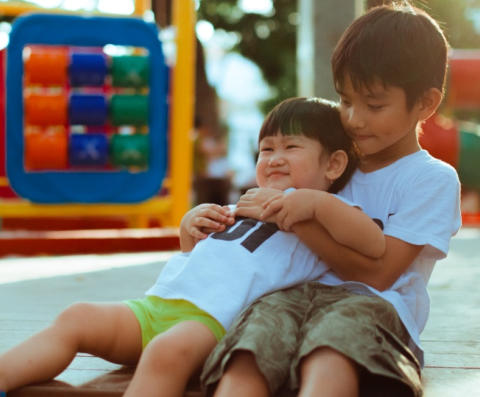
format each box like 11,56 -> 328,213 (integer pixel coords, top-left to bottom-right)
337,75 -> 422,164
256,133 -> 331,191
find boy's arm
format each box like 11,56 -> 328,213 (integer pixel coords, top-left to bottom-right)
263,189 -> 385,258
238,188 -> 418,290
179,204 -> 235,252
292,220 -> 422,291
237,188 -> 385,258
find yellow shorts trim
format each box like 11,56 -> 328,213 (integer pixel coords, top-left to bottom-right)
124,296 -> 226,349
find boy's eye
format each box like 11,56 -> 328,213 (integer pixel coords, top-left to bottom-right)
340,97 -> 351,106
367,104 -> 384,111
286,145 -> 299,149
260,147 -> 273,152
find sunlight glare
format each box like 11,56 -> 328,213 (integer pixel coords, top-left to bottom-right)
26,0 -> 60,8
0,252 -> 175,284
98,0 -> 134,15
196,20 -> 215,43
239,0 -> 273,15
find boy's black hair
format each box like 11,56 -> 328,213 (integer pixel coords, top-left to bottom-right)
258,97 -> 358,193
332,1 -> 449,109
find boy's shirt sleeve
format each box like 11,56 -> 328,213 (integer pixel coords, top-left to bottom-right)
384,165 -> 461,258
332,193 -> 363,210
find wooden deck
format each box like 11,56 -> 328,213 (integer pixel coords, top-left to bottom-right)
1,228 -> 479,396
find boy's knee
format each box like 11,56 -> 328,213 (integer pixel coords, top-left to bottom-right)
301,347 -> 358,378
225,350 -> 258,373
224,350 -> 269,385
214,350 -> 270,397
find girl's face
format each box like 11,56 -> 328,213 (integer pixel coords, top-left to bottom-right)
256,133 -> 332,191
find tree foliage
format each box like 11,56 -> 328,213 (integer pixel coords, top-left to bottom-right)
197,0 -> 297,113
199,0 -> 480,114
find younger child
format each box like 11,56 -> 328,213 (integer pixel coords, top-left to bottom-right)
202,3 -> 462,397
0,97 -> 384,397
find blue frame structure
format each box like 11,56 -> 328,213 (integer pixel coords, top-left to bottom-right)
6,13 -> 168,203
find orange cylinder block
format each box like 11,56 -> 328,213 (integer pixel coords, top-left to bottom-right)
24,127 -> 68,170
24,93 -> 68,126
24,46 -> 69,86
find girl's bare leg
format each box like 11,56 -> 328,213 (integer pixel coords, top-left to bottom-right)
0,302 -> 142,392
124,321 -> 217,397
298,347 -> 359,397
213,351 -> 270,397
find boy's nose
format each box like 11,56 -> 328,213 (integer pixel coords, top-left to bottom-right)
346,108 -> 366,129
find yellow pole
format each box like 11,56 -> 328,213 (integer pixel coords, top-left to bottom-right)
0,2 -> 147,17
134,0 -> 151,17
169,0 -> 196,226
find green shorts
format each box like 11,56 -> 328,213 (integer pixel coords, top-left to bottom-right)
124,296 -> 226,349
201,283 -> 422,397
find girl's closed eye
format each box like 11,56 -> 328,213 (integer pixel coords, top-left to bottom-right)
367,103 -> 385,111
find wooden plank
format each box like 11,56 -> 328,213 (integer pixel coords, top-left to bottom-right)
8,358 -> 203,397
422,368 -> 480,397
422,341 -> 480,368
1,228 -> 480,396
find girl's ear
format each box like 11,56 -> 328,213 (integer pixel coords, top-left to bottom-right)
325,150 -> 348,183
417,87 -> 443,121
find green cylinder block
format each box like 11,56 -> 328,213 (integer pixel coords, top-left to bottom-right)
458,125 -> 480,190
111,55 -> 149,88
110,133 -> 149,168
110,94 -> 149,126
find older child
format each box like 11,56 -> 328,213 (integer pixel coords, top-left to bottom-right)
0,98 -> 384,397
202,3 -> 461,397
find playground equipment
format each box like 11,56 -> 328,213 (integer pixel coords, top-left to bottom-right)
0,0 -> 196,228
8,14 -> 167,203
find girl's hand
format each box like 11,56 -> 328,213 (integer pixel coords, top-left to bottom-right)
262,189 -> 318,231
180,204 -> 235,251
235,188 -> 283,221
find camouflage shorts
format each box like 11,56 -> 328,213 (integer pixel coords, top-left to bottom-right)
201,283 -> 423,397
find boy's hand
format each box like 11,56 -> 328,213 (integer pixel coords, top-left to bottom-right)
236,187 -> 283,221
262,189 -> 318,231
180,204 -> 235,249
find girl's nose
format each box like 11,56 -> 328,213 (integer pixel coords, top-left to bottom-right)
268,153 -> 285,166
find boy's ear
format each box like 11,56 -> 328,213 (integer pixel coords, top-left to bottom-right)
417,87 -> 443,121
325,150 -> 348,182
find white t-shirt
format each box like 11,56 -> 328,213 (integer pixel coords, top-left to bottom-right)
146,195 -> 355,331
318,150 -> 461,365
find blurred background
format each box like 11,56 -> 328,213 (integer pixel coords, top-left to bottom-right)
0,0 -> 479,223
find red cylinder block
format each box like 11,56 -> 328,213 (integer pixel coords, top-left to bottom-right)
447,50 -> 480,108
419,114 -> 459,168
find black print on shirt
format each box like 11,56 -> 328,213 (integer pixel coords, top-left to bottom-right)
211,218 -> 279,253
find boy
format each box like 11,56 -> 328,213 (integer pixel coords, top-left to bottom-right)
0,98 -> 384,397
201,3 -> 461,397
